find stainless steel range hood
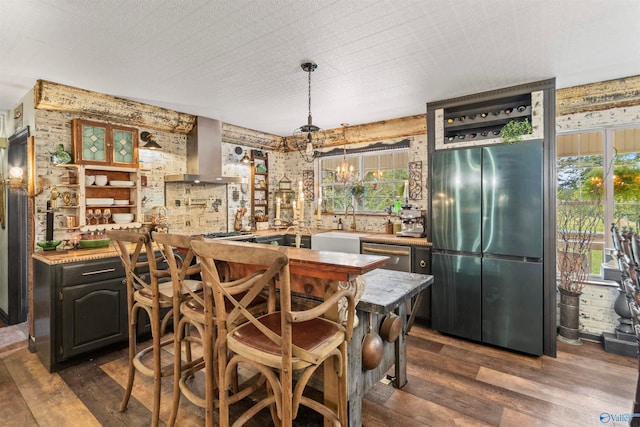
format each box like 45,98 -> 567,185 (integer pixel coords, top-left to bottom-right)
164,116 -> 242,184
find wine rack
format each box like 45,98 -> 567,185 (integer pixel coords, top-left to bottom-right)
442,93 -> 532,144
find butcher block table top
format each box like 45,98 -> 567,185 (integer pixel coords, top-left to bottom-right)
32,243 -> 126,265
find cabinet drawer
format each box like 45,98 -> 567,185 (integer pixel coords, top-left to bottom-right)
59,258 -> 125,286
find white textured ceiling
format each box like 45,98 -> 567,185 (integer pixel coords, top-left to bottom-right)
1,0 -> 639,136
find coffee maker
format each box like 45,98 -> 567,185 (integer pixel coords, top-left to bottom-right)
396,208 -> 426,237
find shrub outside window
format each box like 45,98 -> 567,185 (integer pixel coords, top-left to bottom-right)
320,149 -> 409,213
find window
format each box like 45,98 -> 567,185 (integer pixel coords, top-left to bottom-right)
320,149 -> 409,213
557,127 -> 640,275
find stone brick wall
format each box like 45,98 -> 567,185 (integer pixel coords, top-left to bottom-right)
32,109 -> 189,243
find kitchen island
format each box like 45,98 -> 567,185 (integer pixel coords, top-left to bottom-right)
32,240 -> 433,426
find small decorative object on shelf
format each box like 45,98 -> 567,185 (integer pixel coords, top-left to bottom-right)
250,150 -> 268,221
51,144 -> 72,164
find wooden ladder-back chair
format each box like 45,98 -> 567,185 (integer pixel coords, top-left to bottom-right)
107,229 -> 175,426
191,239 -> 356,427
150,231 -> 207,426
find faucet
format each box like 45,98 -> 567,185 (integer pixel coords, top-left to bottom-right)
345,204 -> 357,231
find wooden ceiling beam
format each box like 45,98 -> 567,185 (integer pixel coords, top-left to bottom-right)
556,74 -> 640,116
33,80 -> 196,134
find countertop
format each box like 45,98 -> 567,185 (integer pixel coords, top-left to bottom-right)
32,242 -> 158,265
33,229 -> 431,265
252,228 -> 431,246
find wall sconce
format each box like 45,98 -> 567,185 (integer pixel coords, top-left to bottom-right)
140,131 -> 162,150
8,166 -> 25,190
240,150 -> 251,164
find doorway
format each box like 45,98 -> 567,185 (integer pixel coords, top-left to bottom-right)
6,127 -> 29,324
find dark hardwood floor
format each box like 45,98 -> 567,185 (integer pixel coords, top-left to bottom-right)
0,322 -> 637,426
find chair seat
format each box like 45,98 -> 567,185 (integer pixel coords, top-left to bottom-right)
228,312 -> 345,370
137,279 -> 202,305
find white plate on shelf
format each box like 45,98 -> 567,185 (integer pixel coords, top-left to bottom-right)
113,200 -> 129,205
109,180 -> 135,187
113,220 -> 134,224
86,198 -> 114,206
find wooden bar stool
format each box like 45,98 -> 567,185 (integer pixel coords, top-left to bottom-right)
108,230 -> 201,426
191,239 -> 356,427
151,232 -> 210,426
157,232 -> 268,426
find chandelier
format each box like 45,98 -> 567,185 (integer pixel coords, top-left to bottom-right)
292,62 -> 324,163
335,123 -> 355,185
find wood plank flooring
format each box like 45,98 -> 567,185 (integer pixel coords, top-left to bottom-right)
0,322 -> 637,426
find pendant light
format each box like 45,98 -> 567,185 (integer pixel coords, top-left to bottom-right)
336,123 -> 355,185
292,62 -> 324,163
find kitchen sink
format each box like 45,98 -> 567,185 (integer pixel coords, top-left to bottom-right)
310,231 -> 371,254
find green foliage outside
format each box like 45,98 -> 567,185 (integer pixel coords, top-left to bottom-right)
557,151 -> 640,275
321,166 -> 408,213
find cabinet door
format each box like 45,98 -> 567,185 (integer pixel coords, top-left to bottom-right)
61,278 -> 127,361
412,247 -> 432,321
72,119 -> 139,166
73,119 -> 109,165
431,252 -> 481,341
110,124 -> 138,166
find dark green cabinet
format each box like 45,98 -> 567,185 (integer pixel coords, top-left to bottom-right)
34,256 -> 131,372
61,278 -> 127,360
412,246 -> 432,321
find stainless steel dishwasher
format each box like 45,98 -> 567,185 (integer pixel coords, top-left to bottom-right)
360,242 -> 412,272
360,241 -> 432,325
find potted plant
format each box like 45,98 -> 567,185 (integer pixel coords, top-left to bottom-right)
350,181 -> 366,200
500,118 -> 533,144
556,198 -> 600,344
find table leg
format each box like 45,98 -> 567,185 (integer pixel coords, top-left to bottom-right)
394,302 -> 408,388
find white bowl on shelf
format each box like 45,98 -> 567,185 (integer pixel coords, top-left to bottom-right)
112,213 -> 134,223
109,180 -> 134,187
86,197 -> 114,206
95,175 -> 108,186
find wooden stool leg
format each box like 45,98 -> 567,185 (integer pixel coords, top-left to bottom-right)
119,305 -> 139,412
168,317 -> 187,427
151,309 -> 162,427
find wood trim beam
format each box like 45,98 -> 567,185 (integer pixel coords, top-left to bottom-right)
556,74 -> 640,116
282,114 -> 427,150
33,80 -> 196,134
222,123 -> 283,151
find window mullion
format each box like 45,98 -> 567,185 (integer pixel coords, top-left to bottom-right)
603,129 -> 614,249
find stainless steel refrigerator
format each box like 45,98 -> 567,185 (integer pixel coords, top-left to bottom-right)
430,141 -> 543,355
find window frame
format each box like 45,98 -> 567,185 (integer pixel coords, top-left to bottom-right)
318,147 -> 409,214
557,124 -> 640,276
